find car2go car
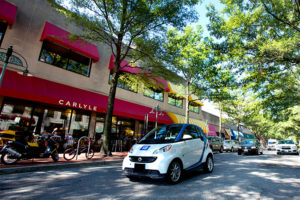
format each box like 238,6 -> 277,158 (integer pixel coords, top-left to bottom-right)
122,124 -> 214,184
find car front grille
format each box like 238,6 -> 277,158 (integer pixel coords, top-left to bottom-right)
129,156 -> 157,163
282,146 -> 291,149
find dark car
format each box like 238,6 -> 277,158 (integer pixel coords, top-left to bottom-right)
238,139 -> 263,155
207,136 -> 223,153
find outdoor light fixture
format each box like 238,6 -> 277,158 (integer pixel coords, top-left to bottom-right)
0,46 -> 31,87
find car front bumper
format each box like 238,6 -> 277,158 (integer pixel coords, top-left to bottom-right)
123,168 -> 166,179
238,148 -> 258,155
277,149 -> 298,154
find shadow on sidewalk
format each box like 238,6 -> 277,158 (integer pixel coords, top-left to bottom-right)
0,152 -> 127,169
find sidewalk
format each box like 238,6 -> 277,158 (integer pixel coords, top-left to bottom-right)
0,152 -> 127,175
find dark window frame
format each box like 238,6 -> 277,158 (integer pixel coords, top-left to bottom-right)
0,21 -> 8,47
168,94 -> 183,108
189,102 -> 199,113
39,40 -> 92,77
144,89 -> 164,102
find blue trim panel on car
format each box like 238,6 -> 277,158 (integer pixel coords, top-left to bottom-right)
185,127 -> 208,171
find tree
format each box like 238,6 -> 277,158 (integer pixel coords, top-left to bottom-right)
206,0 -> 300,120
46,0 -> 199,155
162,25 -> 214,123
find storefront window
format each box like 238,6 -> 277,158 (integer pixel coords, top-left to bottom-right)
0,21 -> 8,46
39,40 -> 91,77
69,109 -> 90,139
0,103 -> 33,131
0,98 -> 91,141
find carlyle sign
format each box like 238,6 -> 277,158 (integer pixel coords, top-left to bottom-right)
58,99 -> 97,111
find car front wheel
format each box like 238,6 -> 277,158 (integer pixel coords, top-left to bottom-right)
203,155 -> 214,173
167,160 -> 182,184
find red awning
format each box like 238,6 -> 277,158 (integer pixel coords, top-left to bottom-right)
208,124 -> 217,136
40,22 -> 99,62
0,70 -> 172,124
0,0 -> 17,27
108,54 -> 170,92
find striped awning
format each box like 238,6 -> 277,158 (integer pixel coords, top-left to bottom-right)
225,129 -> 233,137
167,112 -> 209,134
168,82 -> 204,106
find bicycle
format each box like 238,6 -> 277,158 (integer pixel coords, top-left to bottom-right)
63,142 -> 94,161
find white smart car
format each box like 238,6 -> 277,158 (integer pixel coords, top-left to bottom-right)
122,123 -> 214,184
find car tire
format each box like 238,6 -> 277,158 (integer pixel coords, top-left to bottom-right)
219,146 -> 223,153
167,160 -> 182,184
277,152 -> 280,155
238,151 -> 241,155
203,155 -> 214,173
231,147 -> 233,152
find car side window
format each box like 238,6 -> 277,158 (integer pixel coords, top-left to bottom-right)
183,125 -> 199,139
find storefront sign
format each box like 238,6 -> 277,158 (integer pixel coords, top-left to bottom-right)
58,99 -> 97,111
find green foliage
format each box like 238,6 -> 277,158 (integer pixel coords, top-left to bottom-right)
207,0 -> 300,119
46,0 -> 200,154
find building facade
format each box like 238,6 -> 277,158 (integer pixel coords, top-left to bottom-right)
0,0 -> 221,150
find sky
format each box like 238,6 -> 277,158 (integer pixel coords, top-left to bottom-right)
193,0 -> 224,116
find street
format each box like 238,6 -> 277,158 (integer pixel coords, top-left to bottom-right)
0,151 -> 299,200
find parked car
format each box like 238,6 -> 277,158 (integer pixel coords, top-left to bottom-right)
223,140 -> 240,152
238,139 -> 263,155
267,139 -> 278,150
207,136 -> 224,153
122,123 -> 214,184
276,140 -> 299,155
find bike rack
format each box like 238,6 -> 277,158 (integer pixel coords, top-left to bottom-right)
75,136 -> 91,160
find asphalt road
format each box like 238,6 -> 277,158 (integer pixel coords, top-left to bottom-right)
0,151 -> 299,200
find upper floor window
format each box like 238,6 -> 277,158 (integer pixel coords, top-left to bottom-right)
168,94 -> 183,108
189,102 -> 199,113
109,73 -> 137,93
0,21 -> 8,46
144,89 -> 164,102
39,40 -> 92,77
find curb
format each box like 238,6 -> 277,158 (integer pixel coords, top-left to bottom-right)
0,159 -> 123,175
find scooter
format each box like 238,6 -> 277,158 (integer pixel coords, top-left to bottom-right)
0,133 -> 59,165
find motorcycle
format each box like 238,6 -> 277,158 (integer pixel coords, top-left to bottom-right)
0,133 -> 59,165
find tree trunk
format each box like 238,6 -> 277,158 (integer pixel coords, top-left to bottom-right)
219,103 -> 222,137
237,123 -> 240,141
185,81 -> 190,123
102,71 -> 120,156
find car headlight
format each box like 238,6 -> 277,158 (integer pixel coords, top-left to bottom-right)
153,145 -> 172,154
251,146 -> 257,149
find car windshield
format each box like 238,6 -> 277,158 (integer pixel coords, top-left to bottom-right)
242,140 -> 256,145
138,124 -> 183,144
268,142 -> 276,144
224,141 -> 232,144
278,140 -> 294,144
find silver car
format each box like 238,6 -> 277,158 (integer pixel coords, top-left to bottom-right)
223,140 -> 240,152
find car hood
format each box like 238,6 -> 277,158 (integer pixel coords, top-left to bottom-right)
129,143 -> 172,156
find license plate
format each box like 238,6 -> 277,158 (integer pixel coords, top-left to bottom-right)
244,149 -> 248,152
134,164 -> 145,172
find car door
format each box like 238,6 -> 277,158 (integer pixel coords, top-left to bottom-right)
180,125 -> 203,168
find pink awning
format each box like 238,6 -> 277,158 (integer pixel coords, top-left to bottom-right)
0,70 -> 173,124
208,124 -> 217,136
40,22 -> 99,62
0,0 -> 17,27
108,54 -> 170,92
